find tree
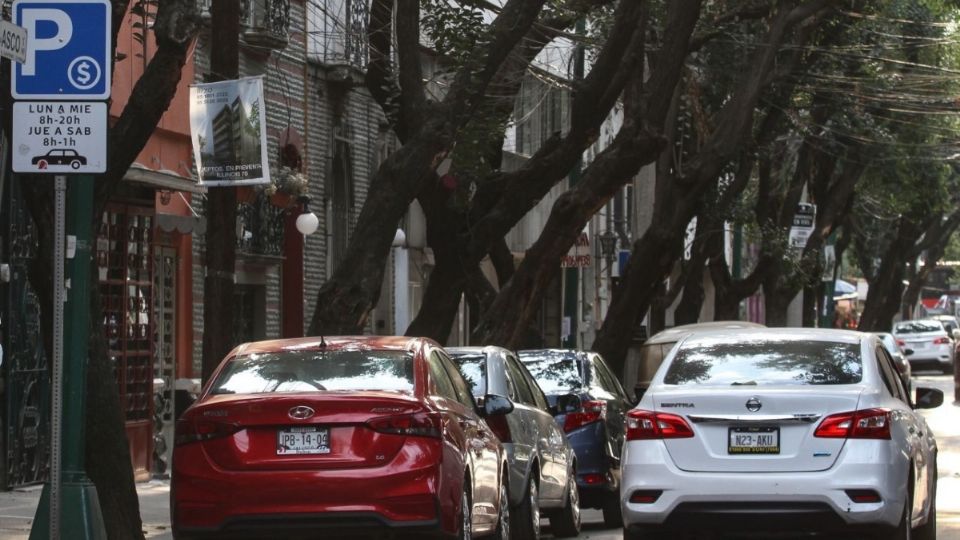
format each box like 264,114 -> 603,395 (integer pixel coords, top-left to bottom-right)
5,1 -> 202,538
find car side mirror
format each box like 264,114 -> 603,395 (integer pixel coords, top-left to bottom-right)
913,387 -> 944,410
483,394 -> 514,417
555,393 -> 581,414
903,348 -> 914,356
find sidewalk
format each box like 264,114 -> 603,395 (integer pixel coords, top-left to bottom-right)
0,479 -> 173,540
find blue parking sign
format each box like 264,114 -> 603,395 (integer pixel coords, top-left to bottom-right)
12,0 -> 111,100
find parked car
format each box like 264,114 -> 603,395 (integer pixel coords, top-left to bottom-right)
623,321 -> 765,401
875,332 -> 913,394
892,319 -> 955,374
621,328 -> 941,539
448,346 -> 581,538
172,336 -> 512,539
518,349 -> 631,527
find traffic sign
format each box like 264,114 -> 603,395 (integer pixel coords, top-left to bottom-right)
11,0 -> 111,100
0,20 -> 28,63
12,101 -> 107,173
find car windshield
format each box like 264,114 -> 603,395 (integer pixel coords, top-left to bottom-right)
663,338 -> 863,386
210,349 -> 415,395
894,321 -> 944,334
518,351 -> 583,394
449,353 -> 487,397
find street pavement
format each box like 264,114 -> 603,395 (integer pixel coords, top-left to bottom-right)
1,374 -> 959,540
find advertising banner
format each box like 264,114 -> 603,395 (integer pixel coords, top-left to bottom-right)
190,77 -> 270,186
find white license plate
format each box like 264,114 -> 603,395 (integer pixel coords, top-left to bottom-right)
728,426 -> 779,454
277,426 -> 330,455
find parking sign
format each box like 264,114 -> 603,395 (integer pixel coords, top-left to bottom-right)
11,0 -> 111,100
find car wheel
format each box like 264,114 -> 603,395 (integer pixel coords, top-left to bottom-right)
602,491 -> 623,528
549,471 -> 581,537
880,497 -> 912,540
913,472 -> 937,540
71,160 -> 81,169
458,483 -> 472,540
512,476 -> 540,540
491,475 -> 511,540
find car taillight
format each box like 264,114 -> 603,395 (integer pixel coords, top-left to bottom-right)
625,410 -> 694,440
368,412 -> 441,439
896,339 -> 905,347
934,337 -> 950,345
174,418 -> 241,446
485,414 -> 512,443
814,408 -> 891,440
563,400 -> 606,432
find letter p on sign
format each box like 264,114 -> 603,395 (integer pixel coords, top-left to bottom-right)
20,8 -> 72,76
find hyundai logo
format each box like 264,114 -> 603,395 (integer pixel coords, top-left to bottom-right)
745,398 -> 762,412
288,406 -> 315,420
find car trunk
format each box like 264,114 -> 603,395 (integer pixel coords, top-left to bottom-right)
187,391 -> 427,471
654,386 -> 864,473
897,331 -> 946,354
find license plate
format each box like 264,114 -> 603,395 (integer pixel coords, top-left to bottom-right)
277,426 -> 330,455
728,426 -> 779,454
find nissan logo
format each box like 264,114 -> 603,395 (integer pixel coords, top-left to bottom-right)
745,398 -> 762,412
288,406 -> 315,420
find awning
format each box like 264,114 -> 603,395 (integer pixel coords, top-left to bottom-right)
125,163 -> 207,194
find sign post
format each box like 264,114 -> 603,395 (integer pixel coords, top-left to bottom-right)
11,1 -> 110,538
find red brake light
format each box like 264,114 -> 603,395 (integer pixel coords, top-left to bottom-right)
563,400 -> 606,433
814,409 -> 890,440
934,337 -> 950,345
368,412 -> 441,439
896,339 -> 905,347
625,410 -> 694,440
174,418 -> 240,446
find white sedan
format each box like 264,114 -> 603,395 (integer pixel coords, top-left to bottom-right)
620,328 -> 942,540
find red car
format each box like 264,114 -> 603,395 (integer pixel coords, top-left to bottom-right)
172,336 -> 512,539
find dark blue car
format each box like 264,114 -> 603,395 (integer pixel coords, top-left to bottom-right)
518,349 -> 631,528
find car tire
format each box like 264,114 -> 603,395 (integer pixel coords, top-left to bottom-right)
548,472 -> 581,537
512,476 -> 540,540
458,483 -> 472,540
880,497 -> 911,540
913,473 -> 937,540
491,475 -> 511,540
71,160 -> 81,169
602,492 -> 623,528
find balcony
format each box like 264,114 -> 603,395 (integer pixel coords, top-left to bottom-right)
198,0 -> 290,51
236,193 -> 285,259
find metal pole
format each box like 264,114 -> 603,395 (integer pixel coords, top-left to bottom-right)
50,175 -> 66,539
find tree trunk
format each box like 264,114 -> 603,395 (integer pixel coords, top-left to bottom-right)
858,219 -> 917,332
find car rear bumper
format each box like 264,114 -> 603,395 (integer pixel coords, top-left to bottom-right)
173,511 -> 442,539
620,439 -> 905,533
172,442 -> 447,537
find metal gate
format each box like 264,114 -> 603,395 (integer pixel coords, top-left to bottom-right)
1,176 -> 51,489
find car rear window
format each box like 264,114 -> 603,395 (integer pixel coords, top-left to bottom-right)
894,321 -> 944,334
518,352 -> 583,394
449,354 -> 487,397
663,339 -> 862,386
210,350 -> 415,395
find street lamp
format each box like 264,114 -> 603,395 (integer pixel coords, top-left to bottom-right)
599,229 -> 618,265
295,196 -> 319,236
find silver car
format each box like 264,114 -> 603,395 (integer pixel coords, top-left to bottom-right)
448,346 -> 581,538
620,328 -> 941,539
893,319 -> 955,374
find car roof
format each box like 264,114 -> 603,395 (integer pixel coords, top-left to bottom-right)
446,345 -> 510,357
517,349 -> 589,361
678,327 -> 866,347
228,335 -> 430,357
645,320 -> 766,344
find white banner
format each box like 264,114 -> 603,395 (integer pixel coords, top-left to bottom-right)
190,77 -> 270,186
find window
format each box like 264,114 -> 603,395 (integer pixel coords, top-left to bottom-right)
664,337 -> 863,386
327,137 -> 355,271
428,352 -> 459,402
509,355 -> 549,411
505,356 -> 536,406
449,352 -> 487,397
518,351 -> 584,394
593,356 -> 627,399
436,350 -> 476,408
306,0 -> 369,69
211,350 -> 415,395
875,347 -> 907,403
894,321 -> 945,334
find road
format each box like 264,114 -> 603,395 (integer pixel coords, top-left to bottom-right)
540,373 -> 960,540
